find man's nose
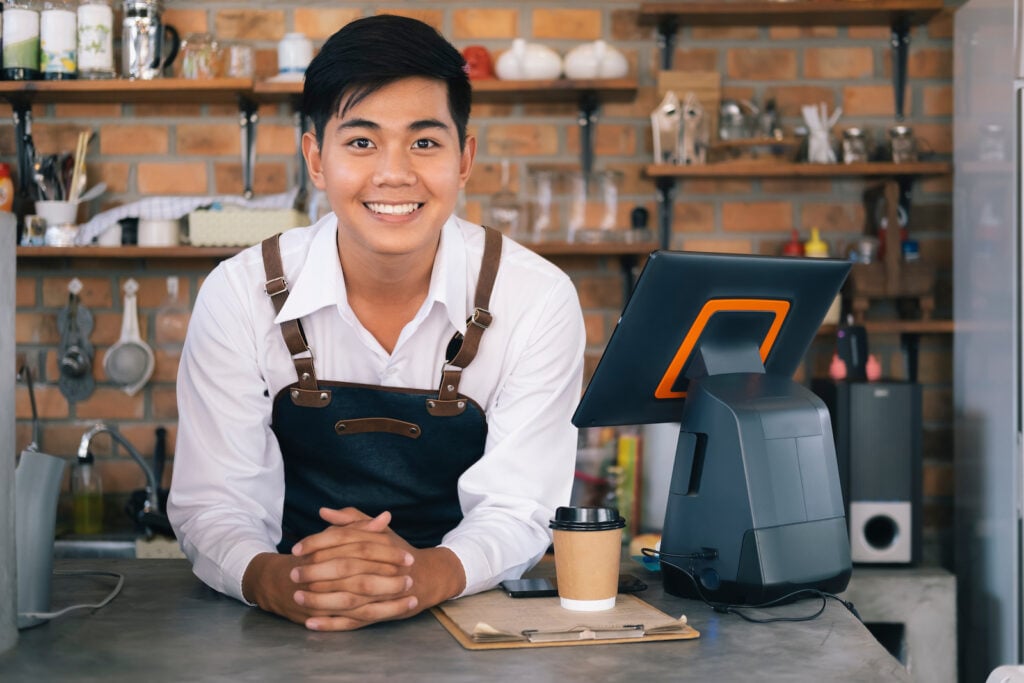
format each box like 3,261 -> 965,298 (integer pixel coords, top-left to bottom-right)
372,148 -> 416,186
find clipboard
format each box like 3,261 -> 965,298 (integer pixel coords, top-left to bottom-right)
431,589 -> 700,650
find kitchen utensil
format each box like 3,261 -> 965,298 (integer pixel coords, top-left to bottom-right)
57,279 -> 96,403
77,181 -> 107,203
68,131 -> 90,203
122,1 -> 180,80
104,278 -> 154,396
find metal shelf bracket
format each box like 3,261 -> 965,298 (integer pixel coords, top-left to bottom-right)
239,98 -> 259,198
578,91 -> 600,177
891,16 -> 911,121
656,176 -> 675,250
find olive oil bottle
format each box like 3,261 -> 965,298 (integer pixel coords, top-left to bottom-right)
71,451 -> 103,534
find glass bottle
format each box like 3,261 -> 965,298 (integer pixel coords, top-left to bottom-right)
3,0 -> 41,81
76,0 -> 114,79
485,159 -> 524,239
71,450 -> 103,534
40,0 -> 76,79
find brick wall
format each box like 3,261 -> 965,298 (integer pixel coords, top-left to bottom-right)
12,1 -> 958,565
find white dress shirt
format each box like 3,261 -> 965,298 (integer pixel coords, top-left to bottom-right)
168,214 -> 585,604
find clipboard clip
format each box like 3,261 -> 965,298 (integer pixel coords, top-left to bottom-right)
520,624 -> 645,643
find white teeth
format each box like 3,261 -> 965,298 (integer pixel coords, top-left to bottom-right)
366,202 -> 420,215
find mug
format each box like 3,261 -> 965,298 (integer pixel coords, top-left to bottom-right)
137,218 -> 180,246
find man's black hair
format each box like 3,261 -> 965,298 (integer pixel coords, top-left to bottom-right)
301,15 -> 471,150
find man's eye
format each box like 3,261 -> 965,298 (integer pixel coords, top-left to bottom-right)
413,139 -> 438,149
350,138 -> 374,149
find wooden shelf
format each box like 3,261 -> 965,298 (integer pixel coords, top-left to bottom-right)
818,319 -> 954,336
645,161 -> 952,179
15,241 -> 659,261
15,246 -> 242,259
639,1 -> 944,26
252,77 -> 638,104
0,77 -> 254,104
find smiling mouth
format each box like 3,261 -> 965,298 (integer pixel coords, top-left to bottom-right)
365,202 -> 423,216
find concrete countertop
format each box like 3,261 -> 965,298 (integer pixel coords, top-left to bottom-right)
1,559 -> 909,682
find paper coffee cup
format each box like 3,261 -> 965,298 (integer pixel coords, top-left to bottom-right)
550,506 -> 625,611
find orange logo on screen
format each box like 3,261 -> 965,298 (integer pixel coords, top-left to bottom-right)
654,298 -> 791,400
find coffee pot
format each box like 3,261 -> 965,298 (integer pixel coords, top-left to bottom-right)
121,0 -> 180,80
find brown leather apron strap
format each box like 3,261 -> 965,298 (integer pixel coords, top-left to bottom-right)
334,417 -> 422,439
261,233 -> 327,404
430,226 -> 502,414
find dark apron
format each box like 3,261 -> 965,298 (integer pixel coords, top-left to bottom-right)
260,228 -> 502,552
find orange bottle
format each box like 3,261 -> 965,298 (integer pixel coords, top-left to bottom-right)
0,163 -> 13,213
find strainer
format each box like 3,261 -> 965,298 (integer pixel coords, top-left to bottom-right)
104,278 -> 154,396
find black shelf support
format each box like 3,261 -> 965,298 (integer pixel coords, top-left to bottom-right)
578,90 -> 600,178
656,176 -> 675,250
891,16 -> 911,121
239,97 -> 259,198
656,17 -> 679,70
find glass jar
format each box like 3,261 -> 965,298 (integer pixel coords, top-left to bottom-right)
569,170 -> 624,243
888,125 -> 917,163
979,123 -> 1007,162
527,169 -> 559,243
40,0 -> 77,80
180,32 -> 220,79
224,42 -> 254,79
77,0 -> 115,79
3,0 -> 41,80
841,127 -> 868,164
277,31 -> 312,77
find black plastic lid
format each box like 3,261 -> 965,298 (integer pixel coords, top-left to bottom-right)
549,506 -> 625,531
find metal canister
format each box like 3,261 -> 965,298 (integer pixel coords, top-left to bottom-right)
888,125 -> 917,163
841,127 -> 869,164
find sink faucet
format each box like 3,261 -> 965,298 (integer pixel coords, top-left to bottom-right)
78,422 -> 161,516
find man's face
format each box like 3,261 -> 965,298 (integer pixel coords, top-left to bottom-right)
303,77 -> 475,261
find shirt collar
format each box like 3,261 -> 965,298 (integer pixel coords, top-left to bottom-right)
273,214 -> 470,333
273,215 -> 344,324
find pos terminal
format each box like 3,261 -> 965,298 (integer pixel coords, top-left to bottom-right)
573,250 -> 852,605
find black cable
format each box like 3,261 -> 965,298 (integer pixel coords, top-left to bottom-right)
642,547 -> 861,624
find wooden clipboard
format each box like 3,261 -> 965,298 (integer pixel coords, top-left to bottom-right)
431,589 -> 700,651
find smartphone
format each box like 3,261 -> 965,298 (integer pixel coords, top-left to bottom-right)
500,574 -> 648,598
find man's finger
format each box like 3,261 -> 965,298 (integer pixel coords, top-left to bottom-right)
304,596 -> 420,631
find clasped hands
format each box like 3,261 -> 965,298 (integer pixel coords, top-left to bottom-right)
242,507 -> 465,632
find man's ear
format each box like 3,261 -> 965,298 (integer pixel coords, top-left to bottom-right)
458,135 -> 477,189
302,131 -> 326,190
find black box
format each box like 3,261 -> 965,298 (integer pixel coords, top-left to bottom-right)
812,380 -> 922,565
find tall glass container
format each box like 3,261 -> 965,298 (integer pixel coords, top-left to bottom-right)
71,451 -> 103,534
76,0 -> 114,79
40,0 -> 76,79
2,0 -> 41,81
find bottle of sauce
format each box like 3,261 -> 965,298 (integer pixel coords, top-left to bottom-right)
72,450 -> 103,534
0,163 -> 14,212
804,228 -> 842,325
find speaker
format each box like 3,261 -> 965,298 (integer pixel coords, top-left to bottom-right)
812,380 -> 922,565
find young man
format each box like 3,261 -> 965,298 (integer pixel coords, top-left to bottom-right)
168,15 -> 585,631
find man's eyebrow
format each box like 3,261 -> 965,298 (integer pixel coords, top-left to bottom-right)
408,118 -> 450,133
333,118 -> 451,134
336,118 -> 379,132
